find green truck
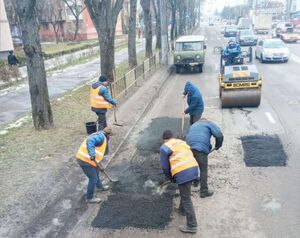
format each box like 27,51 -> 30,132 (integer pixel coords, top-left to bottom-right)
173,35 -> 206,73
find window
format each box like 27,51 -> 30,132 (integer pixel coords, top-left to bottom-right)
258,41 -> 263,46
175,42 -> 203,51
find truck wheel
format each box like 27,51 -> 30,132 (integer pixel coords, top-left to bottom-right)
198,64 -> 203,73
176,66 -> 180,74
260,54 -> 265,63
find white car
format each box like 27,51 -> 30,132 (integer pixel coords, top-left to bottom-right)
255,39 -> 290,63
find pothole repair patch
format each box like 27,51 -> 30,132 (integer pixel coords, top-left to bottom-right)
241,135 -> 287,167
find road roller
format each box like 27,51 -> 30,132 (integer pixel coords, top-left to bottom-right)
219,47 -> 262,108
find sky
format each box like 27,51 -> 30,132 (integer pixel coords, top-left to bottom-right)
203,0 -> 246,14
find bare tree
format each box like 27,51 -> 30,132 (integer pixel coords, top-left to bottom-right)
140,0 -> 153,58
169,0 -> 177,48
63,0 -> 86,41
128,0 -> 137,69
13,0 -> 53,130
151,0 -> 161,49
84,0 -> 124,81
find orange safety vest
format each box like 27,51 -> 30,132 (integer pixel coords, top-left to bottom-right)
90,85 -> 111,109
164,138 -> 198,177
76,135 -> 107,167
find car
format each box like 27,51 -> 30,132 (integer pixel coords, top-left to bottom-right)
236,29 -> 257,46
173,35 -> 206,73
224,25 -> 238,37
255,39 -> 290,63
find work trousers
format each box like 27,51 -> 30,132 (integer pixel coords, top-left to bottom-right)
178,182 -> 197,227
189,113 -> 202,125
77,160 -> 103,200
96,112 -> 107,131
192,149 -> 208,192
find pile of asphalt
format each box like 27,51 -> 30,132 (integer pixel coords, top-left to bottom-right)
92,117 -> 180,229
136,117 -> 186,155
241,134 -> 287,167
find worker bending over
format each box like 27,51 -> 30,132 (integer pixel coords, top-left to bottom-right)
76,128 -> 113,203
183,82 -> 204,125
160,130 -> 199,234
90,75 -> 117,131
186,119 -> 223,198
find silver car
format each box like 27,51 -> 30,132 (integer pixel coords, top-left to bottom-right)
255,39 -> 290,63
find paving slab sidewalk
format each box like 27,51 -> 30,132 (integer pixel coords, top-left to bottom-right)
0,39 -> 145,125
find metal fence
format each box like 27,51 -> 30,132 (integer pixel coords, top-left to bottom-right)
110,51 -> 161,99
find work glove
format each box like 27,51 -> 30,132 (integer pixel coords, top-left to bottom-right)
90,156 -> 96,161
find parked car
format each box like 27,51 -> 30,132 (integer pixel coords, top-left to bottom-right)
236,29 -> 257,46
173,35 -> 206,73
255,39 -> 290,63
224,25 -> 238,37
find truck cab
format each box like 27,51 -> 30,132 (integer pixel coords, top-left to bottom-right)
173,35 -> 206,73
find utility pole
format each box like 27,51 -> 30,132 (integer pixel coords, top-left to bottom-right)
160,0 -> 168,65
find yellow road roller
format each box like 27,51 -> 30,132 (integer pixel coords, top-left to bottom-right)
219,48 -> 262,108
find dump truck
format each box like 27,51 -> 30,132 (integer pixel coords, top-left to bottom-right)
253,14 -> 272,34
219,48 -> 262,108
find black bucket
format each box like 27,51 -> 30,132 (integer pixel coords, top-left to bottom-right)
85,122 -> 97,134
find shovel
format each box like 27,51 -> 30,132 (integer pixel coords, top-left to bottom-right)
97,161 -> 119,183
113,106 -> 123,127
111,69 -> 123,127
181,97 -> 186,138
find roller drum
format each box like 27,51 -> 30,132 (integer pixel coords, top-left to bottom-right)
221,88 -> 261,108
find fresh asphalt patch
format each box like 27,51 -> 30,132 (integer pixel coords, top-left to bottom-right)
136,117 -> 187,155
92,117 -> 180,229
241,134 -> 287,167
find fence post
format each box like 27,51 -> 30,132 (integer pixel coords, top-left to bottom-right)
124,74 -> 127,95
134,67 -> 138,86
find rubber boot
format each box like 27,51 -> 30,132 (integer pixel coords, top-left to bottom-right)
179,225 -> 197,234
200,189 -> 214,198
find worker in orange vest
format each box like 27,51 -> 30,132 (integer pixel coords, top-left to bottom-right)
90,75 -> 117,131
160,130 -> 200,234
76,127 -> 113,203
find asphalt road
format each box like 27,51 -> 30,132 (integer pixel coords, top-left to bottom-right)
66,26 -> 300,237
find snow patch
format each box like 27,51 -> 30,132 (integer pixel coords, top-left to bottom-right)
262,198 -> 281,212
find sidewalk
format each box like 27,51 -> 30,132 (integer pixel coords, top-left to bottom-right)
0,38 -> 145,125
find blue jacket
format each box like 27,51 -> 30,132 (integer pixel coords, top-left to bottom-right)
86,131 -> 110,157
186,120 -> 224,154
183,82 -> 204,116
223,43 -> 241,58
160,144 -> 199,185
91,81 -> 117,113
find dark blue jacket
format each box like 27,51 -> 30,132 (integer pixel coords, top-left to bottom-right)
183,82 -> 204,116
223,43 -> 241,58
7,54 -> 19,66
86,131 -> 110,157
186,120 -> 223,154
160,143 -> 199,185
91,81 -> 117,114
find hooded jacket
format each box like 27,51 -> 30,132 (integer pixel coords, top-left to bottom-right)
91,81 -> 117,113
183,82 -> 204,116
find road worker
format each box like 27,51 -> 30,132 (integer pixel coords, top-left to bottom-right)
76,127 -> 113,203
223,38 -> 241,65
182,82 -> 204,125
90,75 -> 117,131
186,119 -> 223,198
160,130 -> 199,234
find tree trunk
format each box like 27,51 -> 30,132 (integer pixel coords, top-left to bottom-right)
74,16 -> 80,41
85,0 -> 124,82
15,0 -> 53,130
152,0 -> 161,49
141,0 -> 152,58
128,0 -> 137,69
178,1 -> 185,36
170,0 -> 177,49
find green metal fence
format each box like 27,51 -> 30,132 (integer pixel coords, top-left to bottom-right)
110,51 -> 161,99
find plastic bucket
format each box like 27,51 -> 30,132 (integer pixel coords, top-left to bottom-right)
85,122 -> 97,134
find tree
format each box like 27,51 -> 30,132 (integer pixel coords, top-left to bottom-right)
128,0 -> 137,69
84,0 -> 124,81
140,0 -> 153,58
151,0 -> 161,49
13,0 -> 53,130
169,0 -> 177,48
63,0 -> 86,41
